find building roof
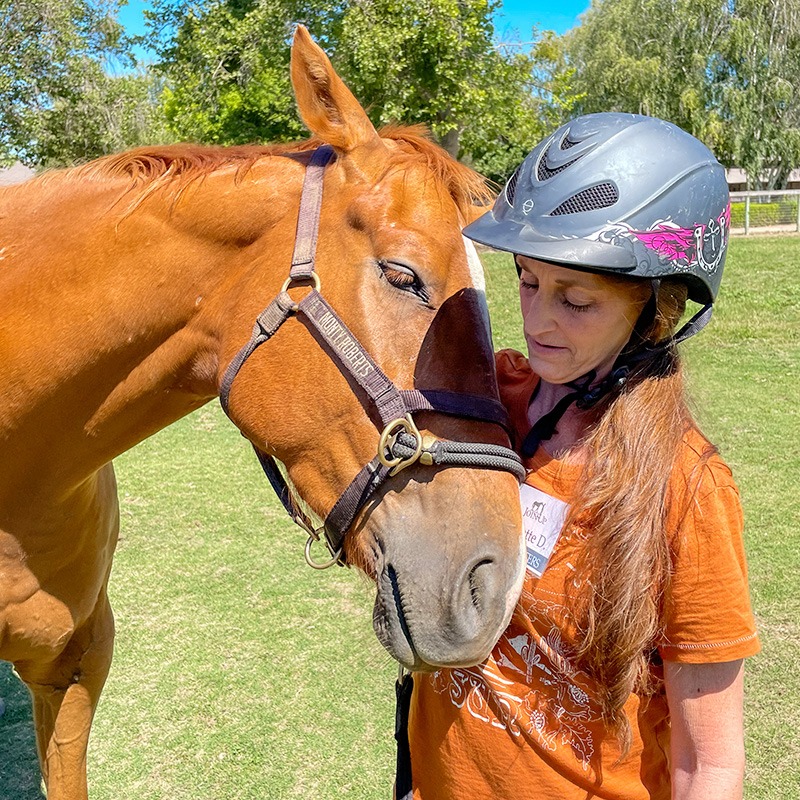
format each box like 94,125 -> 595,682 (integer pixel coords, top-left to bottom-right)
726,167 -> 800,186
0,162 -> 35,186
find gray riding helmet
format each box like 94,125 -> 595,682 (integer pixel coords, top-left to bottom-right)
463,113 -> 730,305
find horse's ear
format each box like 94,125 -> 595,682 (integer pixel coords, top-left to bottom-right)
291,25 -> 386,170
465,203 -> 492,225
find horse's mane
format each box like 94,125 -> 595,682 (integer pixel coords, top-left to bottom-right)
378,125 -> 494,213
51,125 -> 492,217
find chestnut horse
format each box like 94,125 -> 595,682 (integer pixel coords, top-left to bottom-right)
0,27 -> 524,799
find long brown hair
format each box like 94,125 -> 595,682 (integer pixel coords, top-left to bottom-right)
564,279 -> 714,752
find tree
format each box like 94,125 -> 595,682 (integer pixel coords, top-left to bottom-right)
720,0 -> 800,188
561,0 -> 730,151
147,0 -> 314,145
333,0 -> 544,179
145,0 -> 544,181
524,29 -> 586,132
552,0 -> 800,188
0,0 -> 167,167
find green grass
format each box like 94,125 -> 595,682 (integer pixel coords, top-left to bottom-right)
0,236 -> 797,799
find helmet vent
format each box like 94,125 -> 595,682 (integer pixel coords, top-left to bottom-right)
537,134 -> 586,181
537,152 -> 574,182
550,182 -> 619,216
505,167 -> 520,206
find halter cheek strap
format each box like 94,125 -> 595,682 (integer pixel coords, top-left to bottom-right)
219,145 -> 525,567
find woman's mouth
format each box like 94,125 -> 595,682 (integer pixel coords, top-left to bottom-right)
530,338 -> 568,355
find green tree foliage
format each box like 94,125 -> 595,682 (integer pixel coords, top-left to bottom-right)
555,0 -> 800,188
0,0 -> 167,167
334,0 -> 543,180
720,0 -> 800,188
563,0 -> 729,150
527,30 -> 585,131
146,0 -> 544,182
147,0 -> 313,144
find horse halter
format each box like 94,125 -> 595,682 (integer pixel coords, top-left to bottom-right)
219,145 -> 525,568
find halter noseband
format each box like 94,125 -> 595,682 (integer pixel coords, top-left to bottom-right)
219,145 -> 524,568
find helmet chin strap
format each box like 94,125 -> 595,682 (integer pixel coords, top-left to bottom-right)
520,296 -> 713,458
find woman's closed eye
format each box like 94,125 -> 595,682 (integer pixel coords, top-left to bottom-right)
562,297 -> 592,313
520,279 -> 592,313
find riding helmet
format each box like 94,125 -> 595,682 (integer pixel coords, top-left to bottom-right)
463,113 -> 730,305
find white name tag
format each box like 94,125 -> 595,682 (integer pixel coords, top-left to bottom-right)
520,484 -> 569,578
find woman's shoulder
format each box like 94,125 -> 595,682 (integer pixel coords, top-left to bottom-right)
670,426 -> 740,511
495,348 -> 533,381
495,348 -> 540,395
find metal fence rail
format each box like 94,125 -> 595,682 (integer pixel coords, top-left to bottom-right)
730,189 -> 800,235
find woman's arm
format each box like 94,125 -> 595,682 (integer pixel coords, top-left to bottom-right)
664,659 -> 745,800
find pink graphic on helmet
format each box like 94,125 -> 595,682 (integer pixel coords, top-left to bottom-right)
629,205 -> 730,274
631,224 -> 696,263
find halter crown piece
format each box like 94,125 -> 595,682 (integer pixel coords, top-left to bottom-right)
219,145 -> 525,569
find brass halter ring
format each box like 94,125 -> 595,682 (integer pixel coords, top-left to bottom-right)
281,272 -> 321,295
304,534 -> 343,570
378,414 -> 424,476
297,515 -> 343,570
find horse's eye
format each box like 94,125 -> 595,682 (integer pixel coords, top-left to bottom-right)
377,260 -> 429,303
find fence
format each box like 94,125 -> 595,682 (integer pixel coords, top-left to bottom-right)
730,189 -> 800,235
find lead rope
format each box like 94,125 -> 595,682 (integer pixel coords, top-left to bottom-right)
390,431 -> 525,475
395,667 -> 414,800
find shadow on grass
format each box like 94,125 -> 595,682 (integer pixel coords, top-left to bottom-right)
0,662 -> 42,799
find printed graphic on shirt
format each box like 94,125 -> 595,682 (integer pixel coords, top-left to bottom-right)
520,484 -> 569,577
431,586 -> 600,772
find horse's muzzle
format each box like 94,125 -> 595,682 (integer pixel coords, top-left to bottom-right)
364,468 -> 525,670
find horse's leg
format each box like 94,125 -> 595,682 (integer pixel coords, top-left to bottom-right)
9,465 -> 120,800
16,587 -> 115,800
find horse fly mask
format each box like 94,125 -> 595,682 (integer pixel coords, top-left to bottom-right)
219,145 -> 525,569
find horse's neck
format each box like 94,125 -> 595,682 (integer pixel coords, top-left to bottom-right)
0,168 -> 287,495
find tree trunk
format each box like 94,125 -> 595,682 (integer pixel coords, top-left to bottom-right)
438,126 -> 461,159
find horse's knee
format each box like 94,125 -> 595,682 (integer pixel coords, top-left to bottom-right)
17,594 -> 115,791
63,593 -> 115,692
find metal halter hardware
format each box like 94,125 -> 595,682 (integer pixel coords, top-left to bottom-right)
378,415 -> 426,476
219,145 -> 525,568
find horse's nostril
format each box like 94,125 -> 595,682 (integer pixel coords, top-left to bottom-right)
387,563 -> 415,653
467,558 -> 495,613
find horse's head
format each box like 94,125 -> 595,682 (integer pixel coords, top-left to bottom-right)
219,27 -> 524,670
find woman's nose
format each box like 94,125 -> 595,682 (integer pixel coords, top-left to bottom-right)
523,291 -> 557,334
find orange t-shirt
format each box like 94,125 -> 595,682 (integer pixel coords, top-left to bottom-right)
408,349 -> 760,800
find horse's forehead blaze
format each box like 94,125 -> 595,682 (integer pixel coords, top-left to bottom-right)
463,237 -> 487,293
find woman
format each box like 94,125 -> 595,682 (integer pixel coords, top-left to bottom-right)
405,114 -> 760,799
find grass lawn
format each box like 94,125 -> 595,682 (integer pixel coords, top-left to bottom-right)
0,236 -> 797,799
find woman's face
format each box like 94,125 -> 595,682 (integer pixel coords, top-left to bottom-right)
517,256 -> 650,385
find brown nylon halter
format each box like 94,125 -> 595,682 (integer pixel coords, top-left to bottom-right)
219,145 -> 524,567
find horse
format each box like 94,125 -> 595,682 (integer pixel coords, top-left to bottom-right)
0,27 -> 525,799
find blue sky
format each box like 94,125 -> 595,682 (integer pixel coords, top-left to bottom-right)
494,0 -> 591,38
118,0 -> 592,60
